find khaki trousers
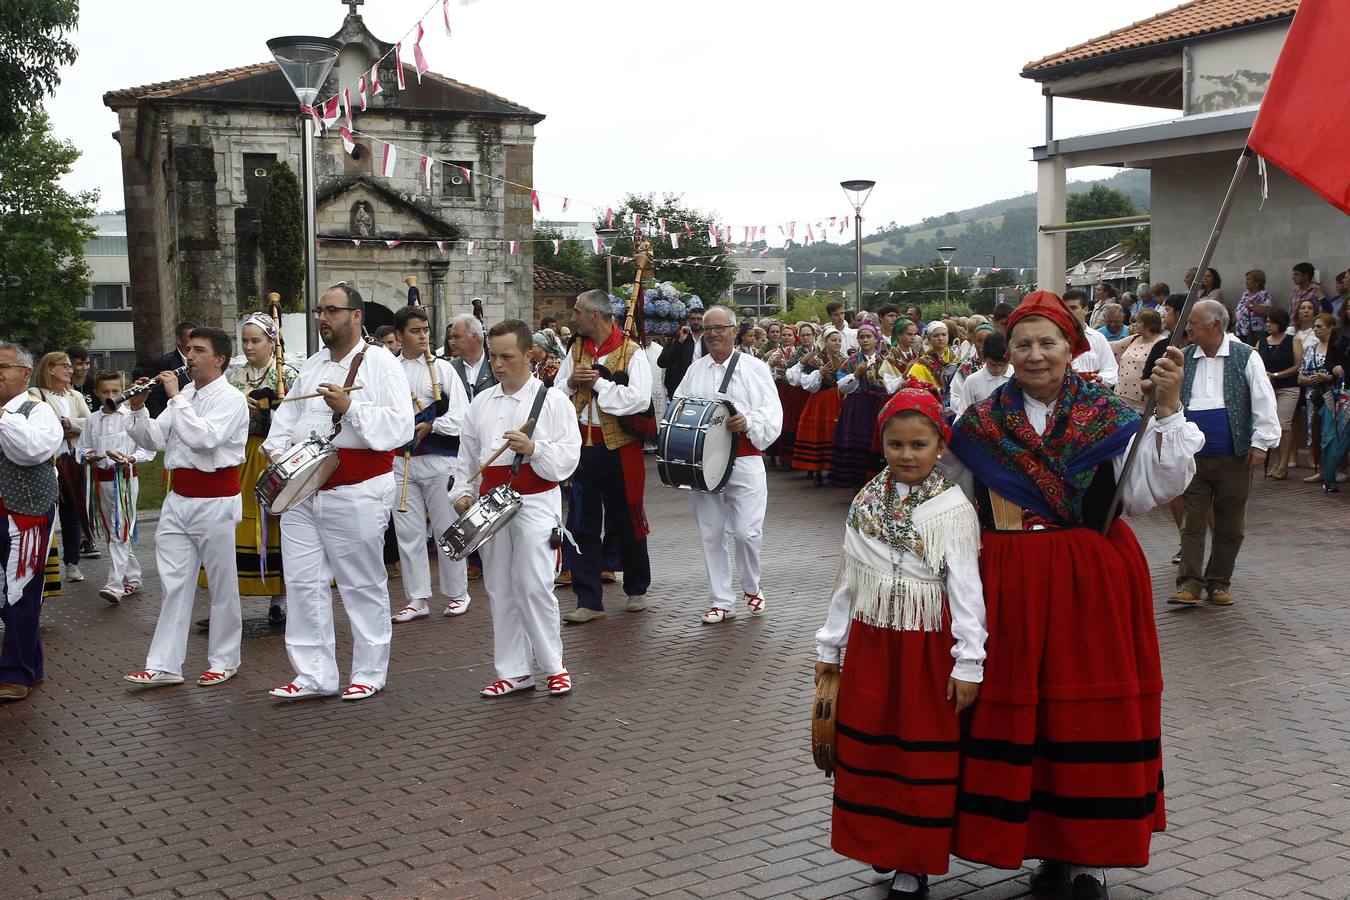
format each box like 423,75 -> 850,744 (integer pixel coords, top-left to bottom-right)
1177,454 -> 1252,595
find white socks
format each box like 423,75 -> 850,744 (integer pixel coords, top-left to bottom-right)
890,872 -> 920,893
1069,866 -> 1106,885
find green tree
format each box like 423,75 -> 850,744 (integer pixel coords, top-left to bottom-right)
259,160 -> 304,312
1065,184 -> 1138,267
1120,225 -> 1150,281
534,226 -> 601,289
881,259 -> 971,314
592,194 -> 735,301
0,112 -> 95,352
0,0 -> 79,142
968,268 -> 1019,314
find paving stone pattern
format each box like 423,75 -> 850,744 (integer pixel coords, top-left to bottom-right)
3,462 -> 1349,899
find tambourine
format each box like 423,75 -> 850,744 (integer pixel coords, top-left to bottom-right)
811,668 -> 841,778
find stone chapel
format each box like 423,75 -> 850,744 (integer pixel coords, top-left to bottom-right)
103,0 -> 542,368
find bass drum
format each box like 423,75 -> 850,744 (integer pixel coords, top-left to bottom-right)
255,432 -> 338,515
656,396 -> 739,493
439,485 -> 522,561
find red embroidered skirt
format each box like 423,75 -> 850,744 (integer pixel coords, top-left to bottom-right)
791,387 -> 843,472
832,617 -> 962,875
953,519 -> 1165,869
770,382 -> 809,465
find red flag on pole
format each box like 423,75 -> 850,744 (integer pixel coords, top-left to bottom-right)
1248,0 -> 1350,214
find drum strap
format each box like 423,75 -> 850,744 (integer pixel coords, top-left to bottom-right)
509,383 -> 550,480
718,351 -> 742,395
329,350 -> 366,438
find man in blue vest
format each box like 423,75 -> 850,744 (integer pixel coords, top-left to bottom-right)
1169,300 -> 1280,607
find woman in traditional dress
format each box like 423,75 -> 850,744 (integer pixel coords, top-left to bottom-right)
789,325 -> 846,486
881,318 -> 922,393
34,352 -> 91,583
908,321 -> 955,400
945,291 -> 1202,899
766,324 -> 800,469
815,379 -> 985,899
212,312 -> 298,626
530,328 -> 563,388
828,323 -> 889,489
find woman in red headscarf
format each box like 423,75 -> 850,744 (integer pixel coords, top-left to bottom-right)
946,292 -> 1204,899
814,381 -> 986,899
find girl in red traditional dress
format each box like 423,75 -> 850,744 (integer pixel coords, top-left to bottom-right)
790,325 -> 846,485
815,380 -> 986,899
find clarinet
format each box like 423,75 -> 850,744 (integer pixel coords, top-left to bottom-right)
103,365 -> 189,413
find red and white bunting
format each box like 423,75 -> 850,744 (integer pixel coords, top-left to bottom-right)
370,65 -> 382,96
421,154 -> 433,189
467,239 -> 478,255
561,197 -> 570,212
788,221 -> 796,239
658,217 -> 667,238
435,240 -> 445,255
413,24 -> 429,84
353,239 -> 363,248
509,240 -> 520,254
840,216 -> 849,235
385,239 -> 403,249
342,88 -> 353,129
321,96 -> 340,130
338,125 -> 357,156
530,190 -> 540,213
357,75 -> 368,111
707,225 -> 718,247
670,232 -> 680,250
458,165 -> 472,183
804,225 -> 815,245
684,223 -> 693,238
443,0 -> 453,35
592,237 -> 603,254
605,208 -> 613,228
300,104 -> 321,131
395,43 -> 406,89
552,239 -> 561,253
632,213 -> 641,234
381,142 -> 397,177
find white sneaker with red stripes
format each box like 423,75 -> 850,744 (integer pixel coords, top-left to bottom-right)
480,675 -> 535,697
391,603 -> 429,623
744,592 -> 767,616
546,671 -> 572,696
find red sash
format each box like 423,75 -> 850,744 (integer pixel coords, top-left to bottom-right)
479,462 -> 557,496
171,467 -> 241,498
322,447 -> 395,491
94,465 -> 138,483
736,440 -> 763,458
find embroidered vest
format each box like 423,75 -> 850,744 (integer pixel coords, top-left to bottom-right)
0,393 -> 60,516
570,339 -> 639,450
1181,341 -> 1253,456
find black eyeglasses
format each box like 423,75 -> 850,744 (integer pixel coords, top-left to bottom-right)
313,306 -> 357,318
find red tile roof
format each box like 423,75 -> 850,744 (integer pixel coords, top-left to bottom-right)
533,266 -> 590,293
1024,0 -> 1296,74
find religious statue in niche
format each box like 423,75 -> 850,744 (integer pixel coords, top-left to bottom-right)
352,201 -> 375,236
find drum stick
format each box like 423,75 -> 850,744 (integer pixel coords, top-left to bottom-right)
466,417 -> 537,484
280,385 -> 363,403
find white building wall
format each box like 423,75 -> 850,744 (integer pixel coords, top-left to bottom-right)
1187,23 -> 1288,114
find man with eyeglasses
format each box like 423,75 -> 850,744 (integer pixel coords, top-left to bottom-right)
0,343 -> 64,703
263,285 -> 413,702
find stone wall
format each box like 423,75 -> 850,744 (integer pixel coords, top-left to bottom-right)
1150,150 -> 1350,311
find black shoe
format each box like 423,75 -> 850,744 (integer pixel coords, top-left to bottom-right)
871,865 -> 895,876
81,542 -> 102,559
1070,873 -> 1108,900
1171,549 -> 1182,565
887,873 -> 928,899
196,618 -> 210,630
1029,860 -> 1069,893
268,604 -> 286,627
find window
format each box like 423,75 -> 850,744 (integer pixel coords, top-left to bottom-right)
441,161 -> 475,200
86,284 -> 130,311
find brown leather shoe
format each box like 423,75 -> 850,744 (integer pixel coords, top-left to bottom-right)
1208,589 -> 1234,606
0,682 -> 31,702
1168,590 -> 1202,606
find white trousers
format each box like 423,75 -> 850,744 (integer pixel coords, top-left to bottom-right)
280,473 -> 395,693
145,492 -> 242,675
690,456 -> 767,611
393,457 -> 466,607
479,488 -> 564,680
96,478 -> 142,591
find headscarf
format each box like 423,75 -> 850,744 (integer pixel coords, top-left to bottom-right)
925,320 -> 948,337
973,322 -> 995,337
532,328 -> 563,359
1005,290 -> 1091,357
875,377 -> 950,443
856,322 -> 881,346
816,324 -> 841,352
240,311 -> 279,342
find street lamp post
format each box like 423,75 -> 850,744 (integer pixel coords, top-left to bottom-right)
987,254 -> 997,306
0,275 -> 21,342
267,35 -> 342,355
840,180 -> 876,314
596,227 -> 620,295
751,267 -> 767,318
937,245 -> 957,315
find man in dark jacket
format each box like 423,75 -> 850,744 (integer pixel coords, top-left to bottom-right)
144,321 -> 195,417
657,307 -> 704,401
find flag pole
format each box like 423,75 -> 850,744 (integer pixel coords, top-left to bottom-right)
1101,145 -> 1255,533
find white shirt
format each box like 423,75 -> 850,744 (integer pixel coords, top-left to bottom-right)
76,408 -> 156,469
264,342 -> 413,458
674,351 -> 783,451
129,374 -> 247,472
839,325 -> 859,354
450,377 -> 582,506
555,336 -> 654,426
400,354 -> 468,439
1073,327 -> 1120,388
952,366 -> 1014,418
1,391 -> 63,466
1184,335 -> 1282,452
814,482 -> 986,681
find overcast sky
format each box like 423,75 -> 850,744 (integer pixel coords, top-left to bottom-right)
48,0 -> 1175,236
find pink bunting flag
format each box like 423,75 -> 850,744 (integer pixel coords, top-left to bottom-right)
633,213 -> 641,234
593,237 -> 603,254
458,165 -> 472,183
421,154 -> 433,189
788,221 -> 796,239
338,126 -> 357,156
343,88 -> 353,129
353,239 -> 362,248
530,190 -> 540,213
509,240 -> 520,254
707,225 -> 719,247
385,240 -> 402,249
380,142 -> 397,177
395,43 -> 406,89
804,225 -> 815,245
605,208 -> 613,228
658,217 -> 667,237
467,240 -> 478,255
413,24 -> 429,84
561,197 -> 570,212
435,240 -> 445,255
322,96 -> 340,130
670,233 -> 680,250
443,0 -> 453,35
684,223 -> 693,238
552,239 -> 562,253
841,216 -> 849,234
829,217 -> 836,228
300,104 -> 322,131
371,65 -> 382,96
357,75 -> 367,111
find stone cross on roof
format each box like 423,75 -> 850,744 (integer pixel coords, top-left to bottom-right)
343,0 -> 363,16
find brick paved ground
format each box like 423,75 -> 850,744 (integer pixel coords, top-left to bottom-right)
3,461 -> 1349,899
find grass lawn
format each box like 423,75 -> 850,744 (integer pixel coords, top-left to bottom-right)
137,456 -> 167,511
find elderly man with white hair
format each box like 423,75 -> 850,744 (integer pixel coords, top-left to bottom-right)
673,307 -> 782,624
1170,299 -> 1280,609
447,311 -> 496,401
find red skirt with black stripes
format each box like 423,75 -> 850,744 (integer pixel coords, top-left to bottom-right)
953,519 -> 1165,869
832,615 -> 963,875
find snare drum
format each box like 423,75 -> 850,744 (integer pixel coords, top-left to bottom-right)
438,485 -> 522,561
255,432 -> 338,515
656,397 -> 739,493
